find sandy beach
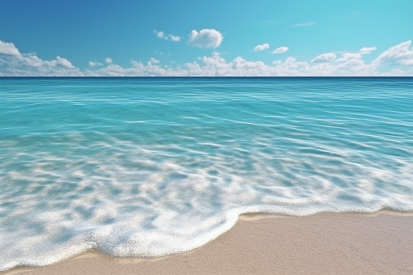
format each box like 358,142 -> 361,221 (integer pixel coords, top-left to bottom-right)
5,211 -> 413,275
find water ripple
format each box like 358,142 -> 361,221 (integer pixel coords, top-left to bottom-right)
0,77 -> 412,271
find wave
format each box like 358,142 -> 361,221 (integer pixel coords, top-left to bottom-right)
1,77 -> 412,271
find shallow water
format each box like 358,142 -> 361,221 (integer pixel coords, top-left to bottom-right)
1,77 -> 412,271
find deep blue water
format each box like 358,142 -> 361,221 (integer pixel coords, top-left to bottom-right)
1,77 -> 413,270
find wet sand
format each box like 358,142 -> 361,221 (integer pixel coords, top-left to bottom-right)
6,211 -> 413,274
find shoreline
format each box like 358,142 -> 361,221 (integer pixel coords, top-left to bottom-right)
5,210 -> 413,274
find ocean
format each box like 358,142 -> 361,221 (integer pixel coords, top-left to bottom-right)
1,77 -> 412,271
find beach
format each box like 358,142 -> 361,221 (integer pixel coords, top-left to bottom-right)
6,211 -> 413,275
1,0 -> 413,271
1,78 -> 413,273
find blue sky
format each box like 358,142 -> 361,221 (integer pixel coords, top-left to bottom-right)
0,0 -> 412,76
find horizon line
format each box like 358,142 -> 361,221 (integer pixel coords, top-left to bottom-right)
1,76 -> 412,79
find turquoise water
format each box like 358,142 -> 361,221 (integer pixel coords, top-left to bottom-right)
1,77 -> 413,270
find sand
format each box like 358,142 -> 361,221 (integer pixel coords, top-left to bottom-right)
5,211 -> 413,275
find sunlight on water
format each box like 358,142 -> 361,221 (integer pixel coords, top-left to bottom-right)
0,77 -> 412,270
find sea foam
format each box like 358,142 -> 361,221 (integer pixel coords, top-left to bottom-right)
0,77 -> 412,271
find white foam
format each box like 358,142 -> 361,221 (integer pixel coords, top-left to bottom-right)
1,143 -> 413,271
1,78 -> 413,271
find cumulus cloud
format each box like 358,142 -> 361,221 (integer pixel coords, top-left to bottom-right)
89,61 -> 103,67
254,43 -> 270,51
272,46 -> 289,54
154,30 -> 180,42
0,40 -> 21,55
149,58 -> 160,64
383,68 -> 409,76
0,39 -> 81,76
188,29 -> 223,48
373,40 -> 413,66
86,52 -> 374,77
311,53 -> 336,63
360,47 -> 377,55
154,30 -> 165,39
168,35 -> 180,42
105,58 -> 112,64
56,56 -> 73,68
1,38 -> 412,77
335,52 -> 362,63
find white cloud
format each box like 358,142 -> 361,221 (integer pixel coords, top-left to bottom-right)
373,40 -> 413,66
311,53 -> 336,63
168,35 -> 180,42
0,39 -> 81,76
254,43 -> 270,51
1,38 -> 412,77
89,61 -> 103,67
105,58 -> 112,64
87,52 -> 373,77
383,68 -> 409,76
154,30 -> 180,42
291,22 -> 315,27
284,57 -> 297,64
272,46 -> 289,54
335,52 -> 362,63
56,56 -> 73,68
154,30 -> 164,39
149,58 -> 160,64
188,29 -> 223,48
359,47 -> 377,55
0,40 -> 21,55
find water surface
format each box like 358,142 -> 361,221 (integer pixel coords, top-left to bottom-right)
1,77 -> 412,271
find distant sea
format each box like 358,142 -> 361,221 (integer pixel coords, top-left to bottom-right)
1,77 -> 412,271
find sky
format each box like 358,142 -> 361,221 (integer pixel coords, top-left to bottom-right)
0,0 -> 412,76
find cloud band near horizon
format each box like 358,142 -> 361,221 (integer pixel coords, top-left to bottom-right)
0,38 -> 412,76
